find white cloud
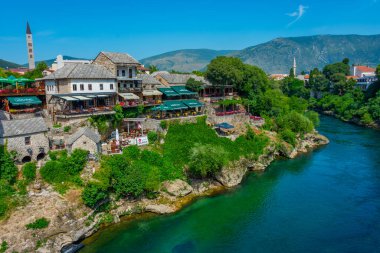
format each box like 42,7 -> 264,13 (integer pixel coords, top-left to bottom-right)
286,5 -> 308,27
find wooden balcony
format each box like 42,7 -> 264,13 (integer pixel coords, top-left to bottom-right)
0,87 -> 45,96
55,106 -> 115,119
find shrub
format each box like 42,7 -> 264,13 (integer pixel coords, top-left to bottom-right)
276,111 -> 314,134
82,182 -> 108,208
160,120 -> 168,130
23,162 -> 37,182
63,126 -> 71,133
53,123 -> 61,128
0,146 -> 18,184
0,201 -> 7,218
279,129 -> 297,147
304,111 -> 320,127
26,217 -> 50,230
188,144 -> 227,178
147,131 -> 158,143
0,241 -> 8,253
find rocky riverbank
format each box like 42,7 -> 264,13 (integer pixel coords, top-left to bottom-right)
0,131 -> 328,253
320,110 -> 380,130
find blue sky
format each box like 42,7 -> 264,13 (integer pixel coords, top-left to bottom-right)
1,0 -> 379,64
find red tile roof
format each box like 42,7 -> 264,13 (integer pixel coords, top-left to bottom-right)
356,66 -> 375,72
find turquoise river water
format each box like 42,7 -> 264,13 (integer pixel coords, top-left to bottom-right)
81,116 -> 380,253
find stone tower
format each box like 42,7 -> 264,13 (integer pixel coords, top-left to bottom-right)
26,22 -> 35,70
293,57 -> 296,76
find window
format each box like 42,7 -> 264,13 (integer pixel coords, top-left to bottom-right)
29,54 -> 33,58
28,43 -> 32,46
129,68 -> 133,78
123,83 -> 127,88
88,84 -> 92,91
80,84 -> 84,91
29,49 -> 32,53
73,84 -> 77,91
122,70 -> 126,76
135,83 -> 138,88
110,83 -> 114,90
100,84 -> 104,90
25,137 -> 31,145
117,70 -> 120,76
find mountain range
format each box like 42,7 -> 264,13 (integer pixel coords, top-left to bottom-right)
2,34 -> 380,74
140,34 -> 380,73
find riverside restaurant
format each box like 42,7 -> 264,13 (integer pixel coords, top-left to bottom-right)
149,99 -> 204,119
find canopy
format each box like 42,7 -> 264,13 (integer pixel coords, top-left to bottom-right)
158,87 -> 180,97
163,100 -> 188,110
151,104 -> 171,111
143,90 -> 162,96
72,96 -> 92,101
171,86 -> 197,95
182,99 -> 204,108
215,122 -> 234,129
7,96 -> 42,106
119,93 -> 140,100
0,76 -> 34,85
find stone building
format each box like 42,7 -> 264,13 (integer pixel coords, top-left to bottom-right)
0,117 -> 49,163
66,127 -> 101,155
38,63 -> 117,125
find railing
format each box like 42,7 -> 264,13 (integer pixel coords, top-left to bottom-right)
9,107 -> 42,114
118,87 -> 142,93
0,87 -> 45,96
56,106 -> 114,115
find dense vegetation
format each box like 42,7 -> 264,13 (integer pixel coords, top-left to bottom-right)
82,117 -> 269,207
40,149 -> 88,193
25,217 -> 50,230
308,61 -> 380,125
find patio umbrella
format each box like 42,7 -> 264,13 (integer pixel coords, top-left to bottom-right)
115,128 -> 120,145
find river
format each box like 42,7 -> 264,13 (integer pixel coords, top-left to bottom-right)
81,116 -> 380,253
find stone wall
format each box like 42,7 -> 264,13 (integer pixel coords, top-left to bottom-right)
93,53 -> 117,75
0,132 -> 49,162
68,135 -> 99,154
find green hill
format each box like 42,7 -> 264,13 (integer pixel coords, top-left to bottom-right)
0,59 -> 21,69
140,49 -> 235,72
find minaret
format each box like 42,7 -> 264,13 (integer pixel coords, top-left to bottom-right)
26,22 -> 35,70
293,57 -> 296,76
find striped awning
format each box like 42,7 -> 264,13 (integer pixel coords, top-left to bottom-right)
143,90 -> 162,96
119,93 -> 140,100
72,96 -> 92,101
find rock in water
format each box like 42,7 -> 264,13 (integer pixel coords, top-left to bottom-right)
161,179 -> 193,197
215,160 -> 248,187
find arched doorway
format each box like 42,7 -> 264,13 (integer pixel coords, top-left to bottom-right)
22,156 -> 32,163
36,153 -> 45,161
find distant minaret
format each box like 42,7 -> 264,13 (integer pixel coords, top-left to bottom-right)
26,22 -> 35,70
293,57 -> 297,76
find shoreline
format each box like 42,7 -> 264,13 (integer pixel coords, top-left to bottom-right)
318,110 -> 380,130
0,131 -> 329,253
72,131 -> 330,253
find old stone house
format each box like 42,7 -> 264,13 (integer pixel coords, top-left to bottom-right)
0,117 -> 49,163
66,127 -> 101,155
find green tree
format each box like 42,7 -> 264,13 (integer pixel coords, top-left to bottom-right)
23,162 -> 37,182
186,77 -> 203,92
148,65 -> 158,73
188,144 -> 227,178
23,62 -> 48,79
0,145 -> 18,185
309,74 -> 330,93
82,182 -> 109,208
205,56 -> 245,95
322,61 -> 350,80
289,67 -> 295,78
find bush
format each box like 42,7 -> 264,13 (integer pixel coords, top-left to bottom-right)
0,241 -> 8,253
26,217 -> 50,230
0,146 -> 18,185
53,123 -> 61,128
23,162 -> 37,182
276,111 -> 314,134
304,111 -> 320,127
63,126 -> 71,133
0,201 -> 7,218
147,131 -> 158,143
279,129 -> 297,146
160,120 -> 168,130
188,144 -> 227,178
82,182 -> 108,208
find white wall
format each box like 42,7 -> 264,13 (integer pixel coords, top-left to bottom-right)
69,79 -> 116,93
116,67 -> 137,78
45,80 -> 58,94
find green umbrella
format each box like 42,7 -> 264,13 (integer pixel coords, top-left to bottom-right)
16,77 -> 34,83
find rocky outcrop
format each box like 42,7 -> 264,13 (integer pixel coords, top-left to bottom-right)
215,159 -> 248,187
145,204 -> 175,214
161,179 -> 193,197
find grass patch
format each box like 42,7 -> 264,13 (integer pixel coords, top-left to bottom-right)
26,218 -> 50,230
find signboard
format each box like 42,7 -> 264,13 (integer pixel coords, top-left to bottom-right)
136,136 -> 149,146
